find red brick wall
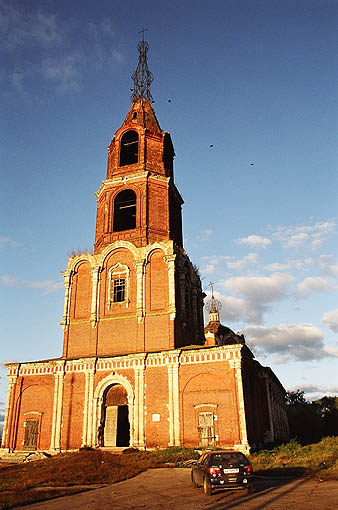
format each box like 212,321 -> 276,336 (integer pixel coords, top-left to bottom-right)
144,366 -> 169,447
9,375 -> 54,451
180,363 -> 240,447
61,372 -> 86,450
71,261 -> 92,320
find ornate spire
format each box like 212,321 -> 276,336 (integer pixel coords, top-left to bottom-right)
131,28 -> 154,103
205,281 -> 222,322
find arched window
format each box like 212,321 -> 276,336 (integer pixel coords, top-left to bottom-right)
113,189 -> 136,232
120,130 -> 138,166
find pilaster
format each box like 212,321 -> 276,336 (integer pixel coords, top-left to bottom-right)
164,254 -> 176,320
133,357 -> 146,447
60,270 -> 73,331
134,259 -> 146,322
229,358 -> 249,452
1,371 -> 18,448
50,362 -> 65,451
90,266 -> 101,328
167,359 -> 180,446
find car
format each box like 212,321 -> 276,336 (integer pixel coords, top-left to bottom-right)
191,450 -> 255,496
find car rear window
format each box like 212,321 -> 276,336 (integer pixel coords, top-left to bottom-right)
210,453 -> 248,466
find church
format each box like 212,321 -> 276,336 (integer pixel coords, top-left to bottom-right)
1,36 -> 289,455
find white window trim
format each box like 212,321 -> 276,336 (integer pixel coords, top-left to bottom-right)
107,262 -> 130,309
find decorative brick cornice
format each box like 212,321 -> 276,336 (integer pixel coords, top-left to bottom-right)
5,344 -> 245,377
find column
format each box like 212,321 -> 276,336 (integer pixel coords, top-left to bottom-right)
60,270 -> 73,331
50,372 -> 59,450
164,255 -> 176,320
134,260 -> 145,322
134,358 -> 146,447
167,365 -> 174,446
172,362 -> 180,446
134,369 -> 140,445
1,373 -> 18,449
81,372 -> 90,447
51,364 -> 65,451
90,266 -> 101,328
86,368 -> 95,446
230,359 -> 249,452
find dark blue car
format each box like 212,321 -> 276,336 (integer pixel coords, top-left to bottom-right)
191,450 -> 255,496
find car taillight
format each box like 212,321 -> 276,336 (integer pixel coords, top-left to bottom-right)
244,465 -> 253,474
208,466 -> 221,475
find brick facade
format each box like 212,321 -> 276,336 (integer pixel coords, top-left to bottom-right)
2,97 -> 289,455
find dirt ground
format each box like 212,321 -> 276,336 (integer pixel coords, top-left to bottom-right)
12,468 -> 338,510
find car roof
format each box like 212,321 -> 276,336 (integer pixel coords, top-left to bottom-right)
204,450 -> 244,454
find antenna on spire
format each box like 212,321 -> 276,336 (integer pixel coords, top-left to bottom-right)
131,28 -> 154,103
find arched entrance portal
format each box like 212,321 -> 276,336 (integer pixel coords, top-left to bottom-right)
101,384 -> 130,447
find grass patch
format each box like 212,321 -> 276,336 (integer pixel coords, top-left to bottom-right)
250,436 -> 338,479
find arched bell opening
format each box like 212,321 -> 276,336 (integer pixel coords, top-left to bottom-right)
99,383 -> 130,447
113,189 -> 137,232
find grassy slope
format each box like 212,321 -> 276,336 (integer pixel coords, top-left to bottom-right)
250,437 -> 338,479
0,440 -> 337,509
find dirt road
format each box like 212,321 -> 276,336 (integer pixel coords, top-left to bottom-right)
13,468 -> 338,510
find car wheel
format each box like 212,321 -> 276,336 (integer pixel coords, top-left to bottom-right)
191,472 -> 198,488
246,485 -> 255,495
203,477 -> 212,496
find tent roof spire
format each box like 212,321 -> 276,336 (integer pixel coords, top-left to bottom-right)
131,28 -> 154,103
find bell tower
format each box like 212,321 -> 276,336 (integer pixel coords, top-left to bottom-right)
94,34 -> 183,253
61,34 -> 205,359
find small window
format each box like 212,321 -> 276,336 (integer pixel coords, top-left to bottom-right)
113,189 -> 136,232
107,263 -> 130,309
120,130 -> 138,166
113,278 -> 125,303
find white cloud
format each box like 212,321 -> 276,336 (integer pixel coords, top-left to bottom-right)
0,1 -> 62,51
223,272 -> 293,303
265,262 -> 290,271
226,252 -> 259,272
321,309 -> 338,333
319,255 -> 338,277
214,273 -> 293,324
265,258 -> 313,272
42,52 -> 85,93
198,229 -> 213,241
0,236 -> 21,248
237,235 -> 271,249
271,220 -> 336,249
244,323 -> 326,362
288,384 -> 338,400
0,275 -> 63,294
201,263 -> 216,275
296,276 -> 337,296
200,255 -> 226,275
204,290 -> 257,325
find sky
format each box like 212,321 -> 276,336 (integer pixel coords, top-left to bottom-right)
1,0 -> 338,432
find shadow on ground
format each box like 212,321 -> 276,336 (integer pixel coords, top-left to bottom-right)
201,473 -> 308,509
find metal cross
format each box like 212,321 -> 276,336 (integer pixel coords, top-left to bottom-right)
209,281 -> 215,297
139,27 -> 148,41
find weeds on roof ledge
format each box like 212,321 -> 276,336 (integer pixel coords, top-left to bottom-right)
68,248 -> 94,258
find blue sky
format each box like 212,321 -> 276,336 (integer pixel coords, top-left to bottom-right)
1,0 -> 338,427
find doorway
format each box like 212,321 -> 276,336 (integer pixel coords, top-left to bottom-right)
198,412 -> 215,448
102,384 -> 130,447
24,419 -> 38,450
